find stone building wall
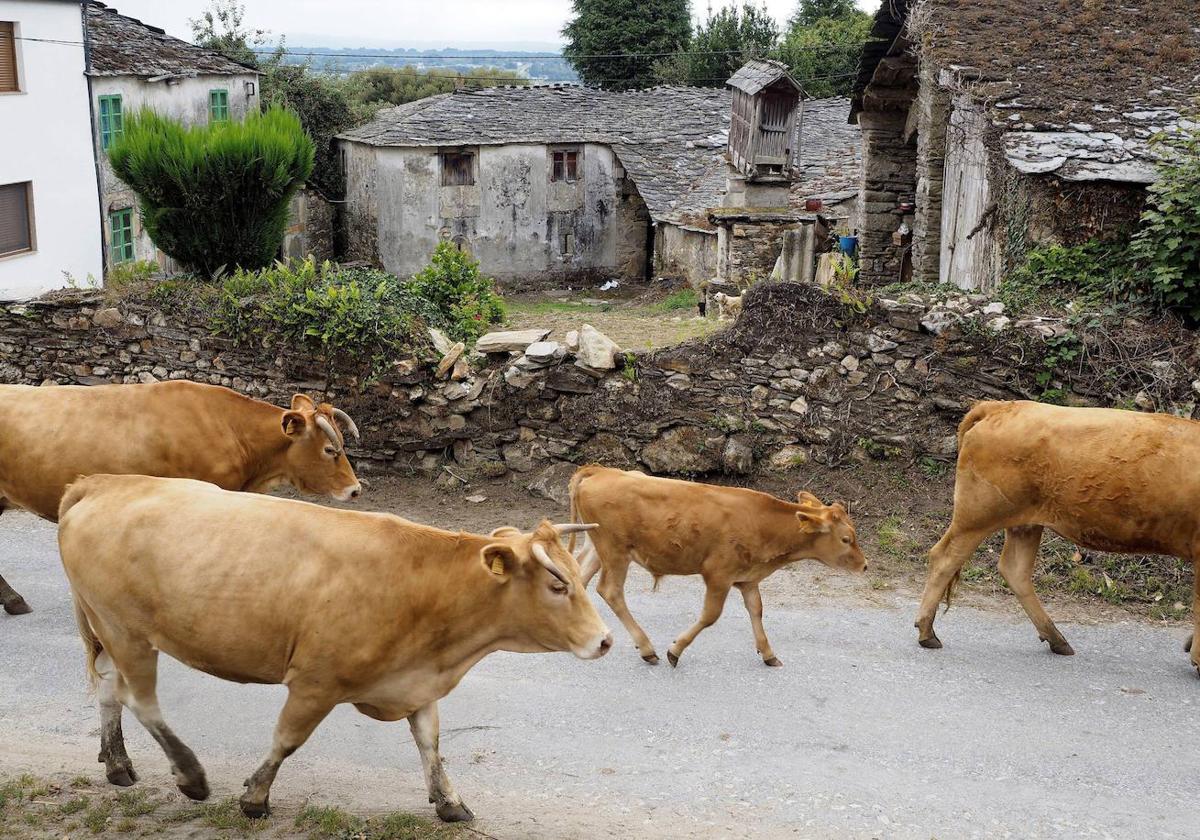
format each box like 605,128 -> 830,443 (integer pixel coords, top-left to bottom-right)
856,111 -> 917,286
1,285 -> 1195,483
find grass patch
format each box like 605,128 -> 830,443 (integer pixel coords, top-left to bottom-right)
649,288 -> 700,312
506,299 -> 612,317
296,803 -> 459,840
59,796 -> 89,815
876,515 -> 919,560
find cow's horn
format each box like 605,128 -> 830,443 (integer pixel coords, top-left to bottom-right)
331,408 -> 360,442
554,523 -> 599,534
315,415 -> 342,448
531,543 -> 569,585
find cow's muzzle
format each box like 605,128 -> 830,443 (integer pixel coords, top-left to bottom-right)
575,630 -> 614,660
335,483 -> 363,502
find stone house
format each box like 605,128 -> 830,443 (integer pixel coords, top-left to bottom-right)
84,2 -> 259,271
850,0 -> 1200,290
338,66 -> 860,290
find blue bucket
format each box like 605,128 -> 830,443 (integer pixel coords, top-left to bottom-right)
838,235 -> 858,256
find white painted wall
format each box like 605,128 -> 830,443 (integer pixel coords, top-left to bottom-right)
0,0 -> 102,299
92,73 -> 259,269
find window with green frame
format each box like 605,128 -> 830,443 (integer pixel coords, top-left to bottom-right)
98,94 -> 123,149
109,208 -> 134,264
209,89 -> 230,122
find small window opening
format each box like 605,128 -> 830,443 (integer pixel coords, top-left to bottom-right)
441,151 -> 475,186
551,149 -> 579,182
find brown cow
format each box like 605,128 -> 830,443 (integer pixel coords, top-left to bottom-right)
916,400 -> 1200,676
0,380 -> 361,615
568,466 -> 866,667
58,475 -> 611,822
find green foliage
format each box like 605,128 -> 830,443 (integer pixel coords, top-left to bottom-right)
341,66 -> 529,122
778,11 -> 871,98
1131,122 -> 1200,319
408,243 -> 506,341
654,4 -> 779,87
188,0 -> 266,66
108,108 -> 314,276
104,259 -> 158,292
789,0 -> 861,27
651,288 -> 700,311
998,239 -> 1137,312
563,0 -> 691,89
1033,333 -> 1082,404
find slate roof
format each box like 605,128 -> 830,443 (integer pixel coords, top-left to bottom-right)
726,59 -> 801,96
85,2 -> 255,78
341,86 -> 860,224
853,0 -> 1200,184
794,97 -> 862,206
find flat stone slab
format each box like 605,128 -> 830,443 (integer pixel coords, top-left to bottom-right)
475,329 -> 551,354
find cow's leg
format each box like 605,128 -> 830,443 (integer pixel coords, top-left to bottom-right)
95,650 -> 137,786
0,499 -> 30,616
240,687 -> 333,818
997,526 -> 1073,655
408,701 -> 473,823
114,645 -> 208,801
736,581 -> 780,667
597,555 -> 658,664
1191,557 -> 1200,678
915,524 -> 991,649
668,579 -> 732,667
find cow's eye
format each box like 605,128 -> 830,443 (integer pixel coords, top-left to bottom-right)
549,581 -> 568,595
842,536 -> 852,544
324,446 -> 337,458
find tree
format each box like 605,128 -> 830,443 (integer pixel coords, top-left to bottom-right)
778,8 -> 871,97
189,0 -> 266,66
108,108 -> 314,276
341,66 -> 528,122
563,0 -> 691,90
655,3 -> 780,87
789,0 -> 861,27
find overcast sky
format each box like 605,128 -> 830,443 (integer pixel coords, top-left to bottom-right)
106,1 -> 879,48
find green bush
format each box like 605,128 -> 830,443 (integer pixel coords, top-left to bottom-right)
1131,123 -> 1200,318
407,243 -> 506,341
108,107 -> 314,276
999,239 -> 1137,312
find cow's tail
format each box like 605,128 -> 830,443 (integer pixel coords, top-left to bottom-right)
956,401 -> 1005,447
73,596 -> 102,692
566,466 -> 599,554
943,569 -> 961,612
58,475 -> 91,522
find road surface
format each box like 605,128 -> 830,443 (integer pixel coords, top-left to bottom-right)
2,510 -> 1198,839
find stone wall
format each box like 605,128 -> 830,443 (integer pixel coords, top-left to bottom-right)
856,111 -> 917,286
2,284 -> 1197,485
282,187 -> 336,264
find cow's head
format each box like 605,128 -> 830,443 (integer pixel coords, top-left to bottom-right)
793,491 -> 867,573
279,394 -> 363,502
481,521 -> 612,660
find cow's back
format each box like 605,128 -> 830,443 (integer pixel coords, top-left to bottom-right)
955,401 -> 1200,554
0,381 -> 253,518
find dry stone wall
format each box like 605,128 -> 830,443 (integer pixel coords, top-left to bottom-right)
2,285 -> 1197,486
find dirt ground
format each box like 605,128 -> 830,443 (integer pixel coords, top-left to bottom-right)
503,285 -> 722,351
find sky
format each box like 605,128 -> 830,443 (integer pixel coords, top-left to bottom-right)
105,1 -> 879,49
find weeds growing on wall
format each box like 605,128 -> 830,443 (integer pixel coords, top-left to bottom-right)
997,239 -> 1139,313
407,243 -> 506,342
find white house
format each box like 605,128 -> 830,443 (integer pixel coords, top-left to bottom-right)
0,0 -> 103,299
84,2 -> 259,270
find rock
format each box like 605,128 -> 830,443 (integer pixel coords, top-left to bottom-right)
821,341 -> 845,358
789,397 -> 809,415
479,460 -> 509,478
640,426 -> 723,474
577,432 -> 637,469
451,357 -> 471,380
137,371 -> 158,384
465,494 -> 487,504
767,445 -> 808,471
435,342 -> 465,378
545,365 -> 597,394
502,443 -> 536,473
452,438 -> 474,464
476,329 -> 550,354
867,333 -> 899,353
576,324 -> 621,370
840,355 -> 859,372
987,316 -> 1012,333
504,366 -> 537,389
565,330 -> 580,353
722,436 -> 754,475
666,373 -> 691,391
525,341 -> 565,365
982,302 -> 1006,316
92,308 -> 123,329
429,328 -> 453,355
526,461 -> 578,507
1134,390 -> 1155,411
920,309 -> 961,335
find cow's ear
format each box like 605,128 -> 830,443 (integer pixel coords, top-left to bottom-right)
291,394 -> 316,412
796,510 -> 831,534
281,410 -> 307,437
796,491 -> 823,508
490,526 -> 521,538
482,544 -> 518,578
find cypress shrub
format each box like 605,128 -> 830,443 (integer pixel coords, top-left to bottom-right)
108,107 -> 314,276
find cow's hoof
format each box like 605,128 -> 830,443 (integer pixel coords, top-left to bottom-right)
918,635 -> 943,650
178,778 -> 209,802
239,798 -> 269,820
641,653 -> 660,665
1049,640 -> 1075,656
764,656 -> 783,667
3,597 -> 31,616
667,651 -> 680,668
106,766 -> 137,787
436,801 -> 474,823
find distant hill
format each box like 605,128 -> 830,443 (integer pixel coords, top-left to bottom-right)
277,46 -> 579,82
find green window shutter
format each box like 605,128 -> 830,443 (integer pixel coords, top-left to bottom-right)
109,208 -> 134,264
209,89 -> 229,122
98,95 -> 124,150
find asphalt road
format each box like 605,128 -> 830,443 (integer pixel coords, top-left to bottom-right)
2,509 -> 1199,839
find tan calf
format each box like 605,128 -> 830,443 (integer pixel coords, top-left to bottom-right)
58,475 -> 611,822
569,466 -> 866,667
917,400 -> 1200,676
